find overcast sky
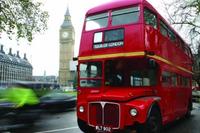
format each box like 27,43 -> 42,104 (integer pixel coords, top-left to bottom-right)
0,0 -> 167,76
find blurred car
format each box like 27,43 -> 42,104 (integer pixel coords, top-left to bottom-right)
193,86 -> 200,91
192,89 -> 200,103
0,101 -> 41,131
0,85 -> 42,131
40,92 -> 77,112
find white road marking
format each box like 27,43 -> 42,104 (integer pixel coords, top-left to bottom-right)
35,126 -> 79,133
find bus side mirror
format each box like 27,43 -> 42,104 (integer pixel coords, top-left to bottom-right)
73,57 -> 78,61
148,59 -> 157,68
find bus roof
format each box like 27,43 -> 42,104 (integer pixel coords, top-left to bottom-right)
86,0 -> 190,49
87,0 -> 150,15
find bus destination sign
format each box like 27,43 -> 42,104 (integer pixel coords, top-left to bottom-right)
93,41 -> 124,49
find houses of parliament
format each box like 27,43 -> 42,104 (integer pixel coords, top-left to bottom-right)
0,7 -> 76,87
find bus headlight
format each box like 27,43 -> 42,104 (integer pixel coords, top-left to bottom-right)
79,106 -> 84,113
130,108 -> 137,116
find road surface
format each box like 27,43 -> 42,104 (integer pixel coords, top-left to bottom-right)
4,103 -> 200,133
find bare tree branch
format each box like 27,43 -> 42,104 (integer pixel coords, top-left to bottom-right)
163,0 -> 200,86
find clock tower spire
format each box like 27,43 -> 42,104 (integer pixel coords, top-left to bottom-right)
59,7 -> 75,86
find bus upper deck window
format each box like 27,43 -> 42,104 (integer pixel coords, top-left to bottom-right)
112,6 -> 140,26
168,29 -> 176,42
144,8 -> 157,29
85,13 -> 108,31
160,20 -> 168,37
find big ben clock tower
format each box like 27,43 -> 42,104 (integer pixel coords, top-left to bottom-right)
59,8 -> 75,86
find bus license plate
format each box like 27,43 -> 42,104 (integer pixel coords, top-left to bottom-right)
95,126 -> 112,132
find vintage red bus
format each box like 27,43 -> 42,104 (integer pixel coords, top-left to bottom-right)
76,0 -> 193,133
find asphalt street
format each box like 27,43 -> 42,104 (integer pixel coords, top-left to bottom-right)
5,103 -> 200,133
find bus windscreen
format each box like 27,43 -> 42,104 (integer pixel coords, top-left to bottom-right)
85,13 -> 108,31
112,6 -> 140,26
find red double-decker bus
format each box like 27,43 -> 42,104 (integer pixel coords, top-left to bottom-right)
76,0 -> 193,133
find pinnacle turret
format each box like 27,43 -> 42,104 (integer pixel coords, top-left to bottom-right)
61,7 -> 72,28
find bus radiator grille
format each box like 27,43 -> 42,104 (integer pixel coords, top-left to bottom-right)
89,102 -> 120,128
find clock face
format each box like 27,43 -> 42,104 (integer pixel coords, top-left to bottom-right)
62,32 -> 69,38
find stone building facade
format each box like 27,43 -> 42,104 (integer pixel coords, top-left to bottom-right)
0,45 -> 32,85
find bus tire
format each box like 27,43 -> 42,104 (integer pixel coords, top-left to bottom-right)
137,108 -> 162,133
77,119 -> 95,133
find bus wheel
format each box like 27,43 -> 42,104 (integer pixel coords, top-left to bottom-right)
77,119 -> 95,133
137,108 -> 162,133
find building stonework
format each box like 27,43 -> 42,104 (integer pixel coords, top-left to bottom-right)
0,45 -> 33,85
58,8 -> 75,86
